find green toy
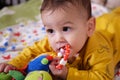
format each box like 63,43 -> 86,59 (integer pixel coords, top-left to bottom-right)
0,70 -> 25,80
0,72 -> 12,80
9,70 -> 25,80
25,71 -> 52,80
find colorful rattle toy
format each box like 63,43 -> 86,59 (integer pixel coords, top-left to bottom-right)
56,44 -> 70,70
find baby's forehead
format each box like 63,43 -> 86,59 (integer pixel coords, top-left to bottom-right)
41,9 -> 88,28
41,0 -> 91,20
42,3 -> 87,18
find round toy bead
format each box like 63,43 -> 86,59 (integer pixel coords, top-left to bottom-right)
46,55 -> 53,61
63,55 -> 68,60
41,58 -> 48,65
57,52 -> 63,57
65,50 -> 70,53
56,64 -> 63,70
60,48 -> 64,53
59,58 -> 67,65
65,44 -> 70,49
66,52 -> 70,55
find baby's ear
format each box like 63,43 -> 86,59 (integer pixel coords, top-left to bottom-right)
86,17 -> 96,37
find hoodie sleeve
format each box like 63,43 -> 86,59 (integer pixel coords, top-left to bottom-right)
8,37 -> 55,69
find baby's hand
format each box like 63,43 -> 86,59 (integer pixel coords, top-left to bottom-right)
0,63 -> 16,73
49,58 -> 68,80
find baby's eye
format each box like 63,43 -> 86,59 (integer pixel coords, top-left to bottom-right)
46,29 -> 54,34
63,27 -> 71,32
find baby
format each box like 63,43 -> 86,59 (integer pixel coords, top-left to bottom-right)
1,0 -> 120,80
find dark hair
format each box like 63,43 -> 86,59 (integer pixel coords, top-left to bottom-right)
40,0 -> 91,19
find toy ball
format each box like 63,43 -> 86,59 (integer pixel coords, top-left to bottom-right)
25,71 -> 52,80
27,54 -> 53,73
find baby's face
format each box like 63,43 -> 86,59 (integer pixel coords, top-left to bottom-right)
41,4 -> 95,59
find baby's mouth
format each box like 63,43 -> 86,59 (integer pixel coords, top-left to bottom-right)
57,47 -> 65,55
57,44 -> 71,57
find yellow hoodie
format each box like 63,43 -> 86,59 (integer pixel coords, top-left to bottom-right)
9,7 -> 120,80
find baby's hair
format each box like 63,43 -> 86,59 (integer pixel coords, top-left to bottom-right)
40,0 -> 92,19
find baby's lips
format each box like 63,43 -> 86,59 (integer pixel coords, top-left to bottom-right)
56,44 -> 69,50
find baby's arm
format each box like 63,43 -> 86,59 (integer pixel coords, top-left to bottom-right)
8,37 -> 53,69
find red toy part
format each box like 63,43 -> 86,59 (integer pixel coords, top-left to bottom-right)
46,55 -> 53,61
116,69 -> 120,76
56,44 -> 70,70
56,64 -> 63,70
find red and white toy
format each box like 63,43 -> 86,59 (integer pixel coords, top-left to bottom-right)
56,44 -> 70,70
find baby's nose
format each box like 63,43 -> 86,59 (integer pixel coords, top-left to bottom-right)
55,33 -> 65,43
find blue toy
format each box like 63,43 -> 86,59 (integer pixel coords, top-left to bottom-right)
25,54 -> 53,80
26,54 -> 53,73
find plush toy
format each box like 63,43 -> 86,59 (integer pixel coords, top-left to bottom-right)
25,54 -> 53,80
26,54 -> 53,73
25,71 -> 52,80
0,70 -> 25,80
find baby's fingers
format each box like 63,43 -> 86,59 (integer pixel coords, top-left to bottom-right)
4,64 -> 16,73
0,63 -> 16,73
0,63 -> 7,72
